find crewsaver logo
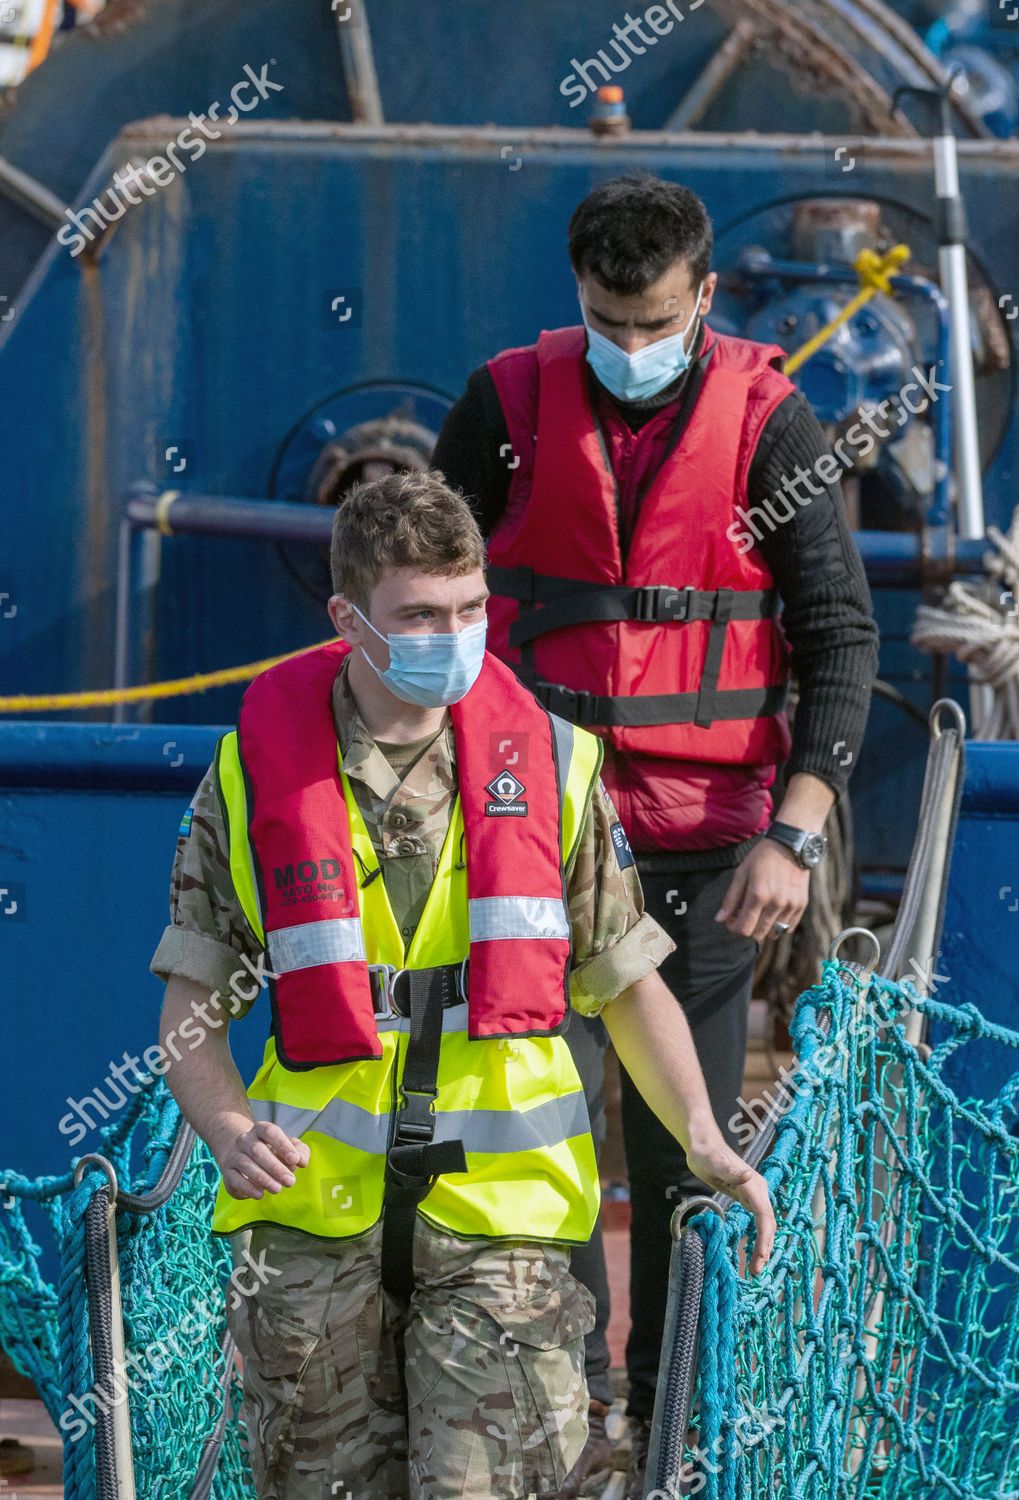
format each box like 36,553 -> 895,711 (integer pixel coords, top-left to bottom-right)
485,770 -> 528,817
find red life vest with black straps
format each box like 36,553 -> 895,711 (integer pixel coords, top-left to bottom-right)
485,324 -> 796,852
236,640 -> 575,1068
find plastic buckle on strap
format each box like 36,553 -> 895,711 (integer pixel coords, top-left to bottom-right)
636,585 -> 691,623
396,1086 -> 438,1144
540,683 -> 576,720
545,685 -> 597,725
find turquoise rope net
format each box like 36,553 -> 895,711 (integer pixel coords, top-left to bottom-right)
1,956 -> 1018,1496
683,957 -> 1019,1500
0,1080 -> 253,1498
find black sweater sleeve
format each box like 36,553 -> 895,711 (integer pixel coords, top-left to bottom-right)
432,369 -> 878,801
431,366 -> 513,534
747,390 -> 879,798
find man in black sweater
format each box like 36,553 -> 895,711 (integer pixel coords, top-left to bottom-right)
433,174 -> 877,1498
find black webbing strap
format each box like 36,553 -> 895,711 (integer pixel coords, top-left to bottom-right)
368,960 -> 467,1018
532,680 -> 788,729
694,587 -> 734,729
497,579 -> 777,648
379,967 -> 468,1301
489,567 -> 545,686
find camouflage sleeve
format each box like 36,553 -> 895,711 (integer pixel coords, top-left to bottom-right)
148,760 -> 263,1018
566,777 -> 675,1018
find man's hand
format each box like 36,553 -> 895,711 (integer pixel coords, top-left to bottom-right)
684,1133 -> 777,1276
209,1112 -> 311,1200
715,838 -> 809,941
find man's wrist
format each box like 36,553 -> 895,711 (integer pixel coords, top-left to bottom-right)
683,1107 -> 723,1156
206,1107 -> 253,1157
764,821 -> 828,869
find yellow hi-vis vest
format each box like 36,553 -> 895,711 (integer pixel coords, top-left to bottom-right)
209,718 -> 604,1243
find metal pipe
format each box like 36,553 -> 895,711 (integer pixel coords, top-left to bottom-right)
122,486 -> 989,584
113,519 -> 135,725
893,78 -> 994,733
893,273 -> 952,527
336,0 -> 384,126
0,153 -> 68,229
933,137 -> 985,539
891,80 -> 986,540
663,21 -> 757,131
854,529 -> 986,583
124,486 -> 333,544
113,511 -> 162,723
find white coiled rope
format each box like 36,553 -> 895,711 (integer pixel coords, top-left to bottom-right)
912,509 -> 1019,740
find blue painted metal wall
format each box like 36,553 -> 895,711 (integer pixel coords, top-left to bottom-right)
921,742 -> 1019,1413
1,0 -> 973,298
0,725 -> 269,1184
938,742 -> 1019,1037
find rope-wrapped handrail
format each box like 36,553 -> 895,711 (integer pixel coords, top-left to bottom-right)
57,1092 -> 237,1500
646,695 -> 968,1497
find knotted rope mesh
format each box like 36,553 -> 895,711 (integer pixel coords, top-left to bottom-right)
1,1078 -> 253,1498
673,958 -> 1019,1500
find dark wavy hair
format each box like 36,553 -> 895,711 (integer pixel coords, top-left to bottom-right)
568,173 -> 713,295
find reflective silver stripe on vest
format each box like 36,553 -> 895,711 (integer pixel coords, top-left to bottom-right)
548,711 -> 574,824
469,896 -> 569,942
435,1090 -> 590,1155
249,1096 -> 387,1154
267,918 -> 366,974
374,1001 -> 471,1035
250,1088 -> 589,1157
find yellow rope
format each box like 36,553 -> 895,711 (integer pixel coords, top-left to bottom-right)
783,244 -> 911,377
155,489 -> 180,536
0,641 -> 334,713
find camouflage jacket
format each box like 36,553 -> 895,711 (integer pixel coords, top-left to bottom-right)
150,659 -> 673,1019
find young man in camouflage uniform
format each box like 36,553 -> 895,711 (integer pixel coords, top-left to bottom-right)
151,472 -> 775,1500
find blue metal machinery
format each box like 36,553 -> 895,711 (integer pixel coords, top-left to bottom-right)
891,0 -> 1019,135
1,0 -> 1018,1167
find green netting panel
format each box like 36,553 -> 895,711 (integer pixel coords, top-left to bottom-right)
0,1078 -> 255,1499
681,958 -> 1019,1500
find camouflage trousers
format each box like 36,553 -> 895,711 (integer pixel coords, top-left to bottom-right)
225,1214 -> 596,1500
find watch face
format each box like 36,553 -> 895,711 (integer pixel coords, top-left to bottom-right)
801,834 -> 826,868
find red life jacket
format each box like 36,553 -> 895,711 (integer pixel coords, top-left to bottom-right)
237,640 -> 573,1068
485,324 -> 795,852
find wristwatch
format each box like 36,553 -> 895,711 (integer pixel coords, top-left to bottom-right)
765,820 -> 828,870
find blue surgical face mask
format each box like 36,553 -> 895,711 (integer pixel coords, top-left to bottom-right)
351,604 -> 487,708
581,282 -> 704,402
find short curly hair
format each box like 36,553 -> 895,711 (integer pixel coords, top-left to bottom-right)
568,173 -> 712,295
329,469 -> 486,610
